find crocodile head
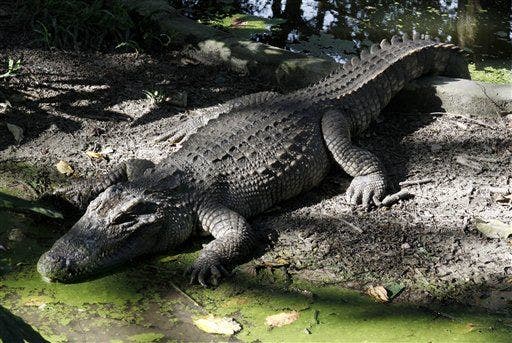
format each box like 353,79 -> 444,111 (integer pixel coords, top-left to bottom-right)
37,181 -> 193,282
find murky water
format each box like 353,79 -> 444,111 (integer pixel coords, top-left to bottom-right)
180,0 -> 512,63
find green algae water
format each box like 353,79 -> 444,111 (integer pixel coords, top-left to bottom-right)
1,209 -> 511,342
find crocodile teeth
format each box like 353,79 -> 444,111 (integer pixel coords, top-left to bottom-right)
360,49 -> 370,60
380,39 -> 390,49
424,34 -> 431,40
390,35 -> 400,45
351,56 -> 360,65
370,43 -> 380,54
434,37 -> 441,43
402,33 -> 410,41
412,32 -> 420,41
343,62 -> 351,71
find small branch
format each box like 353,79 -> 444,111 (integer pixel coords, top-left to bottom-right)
399,178 -> 433,187
454,155 -> 483,172
381,190 -> 414,207
460,154 -> 501,163
168,279 -> 203,309
338,217 -> 363,234
485,186 -> 511,195
433,112 -> 497,129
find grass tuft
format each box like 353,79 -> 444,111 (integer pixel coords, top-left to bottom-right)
15,0 -> 176,51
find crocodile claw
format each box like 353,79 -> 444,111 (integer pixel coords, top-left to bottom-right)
186,252 -> 230,287
346,173 -> 386,210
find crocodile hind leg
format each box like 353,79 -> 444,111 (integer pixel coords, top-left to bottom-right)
321,109 -> 387,209
44,159 -> 155,212
187,203 -> 258,286
155,91 -> 280,144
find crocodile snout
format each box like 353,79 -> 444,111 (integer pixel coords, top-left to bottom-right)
37,252 -> 73,282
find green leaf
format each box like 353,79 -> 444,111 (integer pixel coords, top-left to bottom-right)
385,283 -> 405,300
0,193 -> 63,219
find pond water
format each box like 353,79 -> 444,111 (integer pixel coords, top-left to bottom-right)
180,0 -> 512,63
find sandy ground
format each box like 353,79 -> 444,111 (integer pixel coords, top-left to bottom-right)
1,40 -> 511,313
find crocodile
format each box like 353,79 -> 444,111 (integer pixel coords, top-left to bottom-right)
37,34 -> 469,286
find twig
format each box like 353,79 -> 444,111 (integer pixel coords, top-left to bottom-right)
485,186 -> 511,195
338,217 -> 363,234
399,178 -> 433,187
454,155 -> 483,172
381,190 -> 414,207
460,154 -> 501,163
433,112 -> 497,129
168,279 -> 203,309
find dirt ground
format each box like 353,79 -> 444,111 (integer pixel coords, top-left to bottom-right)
1,34 -> 511,316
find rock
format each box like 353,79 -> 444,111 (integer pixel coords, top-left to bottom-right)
8,228 -> 25,242
430,144 -> 442,153
401,243 -> 411,250
166,91 -> 187,107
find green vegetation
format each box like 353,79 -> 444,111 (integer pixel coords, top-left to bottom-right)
143,89 -> 166,104
0,192 -> 63,219
0,58 -> 22,79
469,63 -> 512,84
127,333 -> 165,342
208,13 -> 285,40
15,0 -> 175,51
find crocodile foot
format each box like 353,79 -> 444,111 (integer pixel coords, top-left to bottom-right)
346,173 -> 386,210
186,251 -> 231,287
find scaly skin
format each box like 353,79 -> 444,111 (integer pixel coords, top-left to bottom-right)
37,34 -> 469,286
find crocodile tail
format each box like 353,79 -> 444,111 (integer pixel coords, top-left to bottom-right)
306,33 -> 470,133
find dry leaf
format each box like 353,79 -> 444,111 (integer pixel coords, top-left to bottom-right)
193,315 -> 241,335
496,194 -> 512,203
101,147 -> 114,155
475,218 -> 512,239
261,258 -> 290,268
6,122 -> 23,144
367,285 -> 389,303
85,151 -> 104,159
55,160 -> 74,176
265,311 -> 300,328
23,296 -> 49,307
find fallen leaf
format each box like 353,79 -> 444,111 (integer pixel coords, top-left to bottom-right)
85,151 -> 104,159
6,123 -> 23,144
193,315 -> 241,335
101,146 -> 114,155
23,296 -> 50,307
385,283 -> 405,300
475,218 -> 512,239
367,285 -> 389,303
496,194 -> 512,203
261,258 -> 290,268
55,160 -> 74,176
265,311 -> 300,328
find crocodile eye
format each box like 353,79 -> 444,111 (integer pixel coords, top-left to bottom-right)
111,200 -> 158,225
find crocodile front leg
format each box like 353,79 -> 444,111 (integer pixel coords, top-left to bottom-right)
321,110 -> 387,209
44,159 -> 155,212
188,203 -> 258,286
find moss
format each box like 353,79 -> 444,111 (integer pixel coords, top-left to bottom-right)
0,161 -> 65,199
208,14 -> 285,40
127,333 -> 165,343
469,63 -> 511,84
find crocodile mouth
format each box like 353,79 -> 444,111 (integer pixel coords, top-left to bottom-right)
37,224 -> 160,283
